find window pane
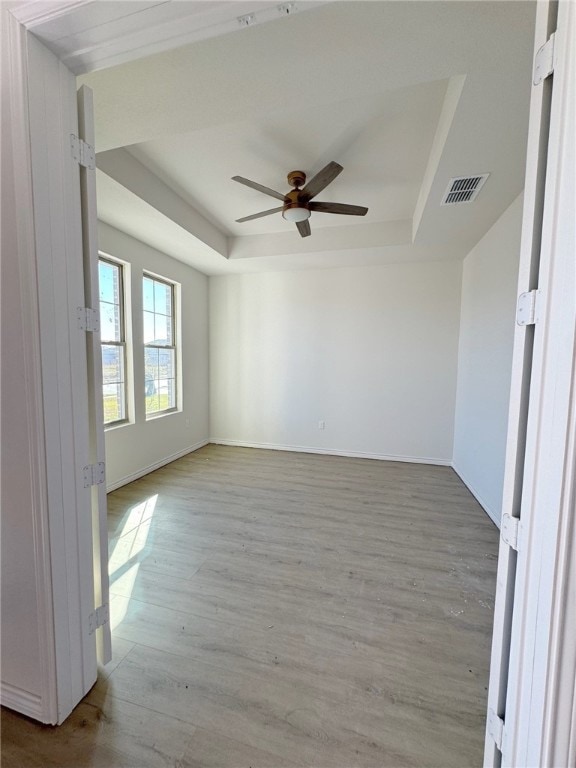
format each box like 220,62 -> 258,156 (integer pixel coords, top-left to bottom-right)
154,281 -> 171,316
158,348 -> 175,380
100,257 -> 126,426
154,314 -> 168,345
102,382 -> 124,424
99,261 -> 116,304
157,378 -> 176,410
100,302 -> 120,342
145,382 -> 165,415
143,311 -> 156,343
146,395 -> 162,415
101,345 -> 125,424
144,274 -> 177,417
102,345 -> 123,384
143,277 -> 155,312
144,346 -> 159,381
167,378 -> 176,408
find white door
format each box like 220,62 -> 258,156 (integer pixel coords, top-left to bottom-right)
485,0 -> 576,763
77,84 -> 113,667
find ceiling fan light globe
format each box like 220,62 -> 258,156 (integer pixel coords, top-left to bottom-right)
282,207 -> 311,223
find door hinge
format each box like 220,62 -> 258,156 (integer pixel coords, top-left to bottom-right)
533,32 -> 556,85
77,306 -> 100,332
516,290 -> 539,326
488,708 -> 505,752
88,604 -> 109,634
70,134 -> 96,170
83,462 -> 105,488
501,513 -> 521,552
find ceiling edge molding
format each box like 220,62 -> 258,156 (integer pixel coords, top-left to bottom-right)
96,172 -> 232,276
97,148 -> 229,258
228,219 -> 412,260
26,0 -> 328,75
8,0 -> 92,28
225,243 -> 468,274
412,74 -> 466,243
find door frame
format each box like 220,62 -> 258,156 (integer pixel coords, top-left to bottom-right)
2,7 -> 99,724
3,0 -> 575,748
1,8 -> 59,724
498,1 -> 576,762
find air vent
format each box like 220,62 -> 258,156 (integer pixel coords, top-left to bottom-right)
441,174 -> 489,205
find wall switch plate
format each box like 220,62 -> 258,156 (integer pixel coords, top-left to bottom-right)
318,420 -> 325,430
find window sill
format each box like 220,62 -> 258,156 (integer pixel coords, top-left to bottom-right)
145,407 -> 180,422
104,419 -> 132,432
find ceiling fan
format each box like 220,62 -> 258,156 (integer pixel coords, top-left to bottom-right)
232,161 -> 368,238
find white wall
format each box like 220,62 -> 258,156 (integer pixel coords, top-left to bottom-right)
453,194 -> 523,524
210,261 -> 462,463
98,223 -> 209,490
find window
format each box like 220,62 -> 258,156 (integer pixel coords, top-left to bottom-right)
143,274 -> 177,417
99,258 -> 127,426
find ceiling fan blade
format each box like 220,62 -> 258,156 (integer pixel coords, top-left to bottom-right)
296,219 -> 311,238
309,201 -> 368,216
232,176 -> 285,202
236,206 -> 284,223
301,161 -> 343,200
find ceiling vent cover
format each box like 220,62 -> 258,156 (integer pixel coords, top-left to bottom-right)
441,174 -> 489,205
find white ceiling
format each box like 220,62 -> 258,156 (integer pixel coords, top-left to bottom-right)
73,1 -> 536,275
127,77 -> 448,237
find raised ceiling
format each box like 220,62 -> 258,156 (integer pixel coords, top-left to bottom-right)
127,78 -> 448,236
75,1 -> 536,274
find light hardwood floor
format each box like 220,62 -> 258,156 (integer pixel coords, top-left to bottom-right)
2,445 -> 499,767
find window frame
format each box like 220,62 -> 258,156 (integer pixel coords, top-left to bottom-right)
99,255 -> 129,428
143,271 -> 178,419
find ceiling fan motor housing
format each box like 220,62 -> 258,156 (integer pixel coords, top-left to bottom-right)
287,170 -> 306,189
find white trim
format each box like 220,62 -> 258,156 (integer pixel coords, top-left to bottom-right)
0,684 -> 45,722
451,463 -> 500,527
210,439 -> 452,467
106,440 -> 209,492
9,1 -> 91,28
483,2 -> 556,762
77,84 -> 112,666
14,0 -> 325,76
26,31 -> 98,722
2,7 -> 58,726
502,1 -> 576,762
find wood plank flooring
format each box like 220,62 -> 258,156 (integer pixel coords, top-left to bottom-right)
1,445 -> 499,767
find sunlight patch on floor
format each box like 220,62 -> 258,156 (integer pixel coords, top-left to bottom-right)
109,494 -> 158,629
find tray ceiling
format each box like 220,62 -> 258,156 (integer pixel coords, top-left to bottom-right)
75,1 -> 536,274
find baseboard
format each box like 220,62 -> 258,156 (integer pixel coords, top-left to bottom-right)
0,681 -> 46,722
451,462 -> 501,527
106,439 -> 210,492
209,438 -> 451,466
105,437 -> 452,491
